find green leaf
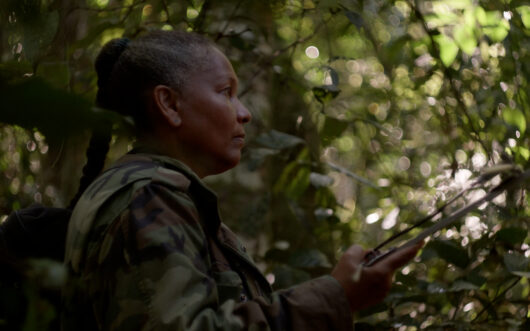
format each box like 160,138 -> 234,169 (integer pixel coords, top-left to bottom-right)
422,239 -> 470,268
518,6 -> 530,29
289,249 -> 332,269
483,20 -> 510,42
434,34 -> 459,67
454,25 -> 476,55
476,9 -> 510,42
516,146 -> 530,161
0,78 -> 120,140
312,85 -> 341,104
504,251 -> 529,274
495,228 -> 528,245
254,130 -> 305,150
320,116 -> 349,145
285,167 -> 311,198
502,108 -> 526,133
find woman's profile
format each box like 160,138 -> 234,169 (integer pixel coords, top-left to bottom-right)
62,30 -> 422,330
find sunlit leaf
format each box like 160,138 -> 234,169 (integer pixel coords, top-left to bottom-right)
518,6 -> 530,29
483,20 -> 510,42
312,85 -> 341,104
516,146 -> 530,161
476,9 -> 510,42
502,107 -> 526,133
434,34 -> 459,67
454,25 -> 476,55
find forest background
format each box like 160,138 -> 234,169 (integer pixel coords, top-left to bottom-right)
0,0 -> 529,330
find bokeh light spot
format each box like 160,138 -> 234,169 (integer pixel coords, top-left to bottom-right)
305,46 -> 319,59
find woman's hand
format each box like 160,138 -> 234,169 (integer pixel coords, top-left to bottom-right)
331,242 -> 423,312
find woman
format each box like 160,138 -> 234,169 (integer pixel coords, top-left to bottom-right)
63,30 -> 422,331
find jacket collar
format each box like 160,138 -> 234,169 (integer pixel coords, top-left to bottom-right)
128,145 -> 222,234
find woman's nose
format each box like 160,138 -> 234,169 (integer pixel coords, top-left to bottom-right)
236,99 -> 251,124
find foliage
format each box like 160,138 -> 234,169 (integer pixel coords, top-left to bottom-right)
1,0 -> 529,329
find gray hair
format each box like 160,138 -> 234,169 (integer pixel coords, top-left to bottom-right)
95,30 -> 214,126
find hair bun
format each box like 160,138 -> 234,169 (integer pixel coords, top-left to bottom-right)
95,38 -> 130,108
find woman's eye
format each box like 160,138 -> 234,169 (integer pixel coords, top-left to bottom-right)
222,87 -> 232,96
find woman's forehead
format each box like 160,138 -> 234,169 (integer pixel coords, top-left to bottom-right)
194,48 -> 237,82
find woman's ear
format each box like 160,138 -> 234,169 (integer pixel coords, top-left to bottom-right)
152,85 -> 182,127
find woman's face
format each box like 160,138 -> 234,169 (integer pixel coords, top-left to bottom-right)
175,48 -> 251,177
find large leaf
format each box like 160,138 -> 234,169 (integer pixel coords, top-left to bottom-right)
454,25 -> 476,55
434,34 -> 459,67
504,251 -> 529,275
502,107 -> 527,133
495,227 -> 527,245
422,239 -> 470,268
0,78 -> 120,140
518,6 -> 530,29
476,8 -> 510,42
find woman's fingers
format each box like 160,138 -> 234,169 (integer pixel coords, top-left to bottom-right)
379,241 -> 424,270
343,245 -> 366,264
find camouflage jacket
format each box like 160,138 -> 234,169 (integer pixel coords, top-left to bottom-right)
63,152 -> 353,330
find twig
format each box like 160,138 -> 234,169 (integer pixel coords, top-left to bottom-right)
325,161 -> 380,189
471,277 -> 521,322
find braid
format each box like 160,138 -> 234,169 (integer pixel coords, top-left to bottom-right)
68,122 -> 112,209
68,38 -> 129,209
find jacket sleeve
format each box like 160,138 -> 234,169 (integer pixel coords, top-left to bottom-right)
100,183 -> 352,331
